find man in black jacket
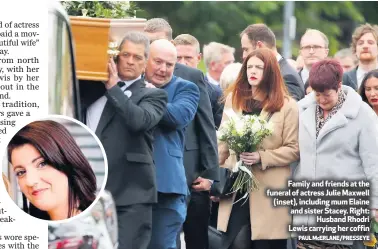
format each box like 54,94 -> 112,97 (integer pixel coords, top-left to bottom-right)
343,23 -> 378,90
86,31 -> 168,249
173,34 -> 224,129
144,18 -> 219,249
241,24 -> 305,101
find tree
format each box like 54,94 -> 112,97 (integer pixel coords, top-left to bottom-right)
136,1 -> 366,59
293,1 -> 364,56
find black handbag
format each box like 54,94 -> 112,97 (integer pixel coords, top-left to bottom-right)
208,225 -> 223,249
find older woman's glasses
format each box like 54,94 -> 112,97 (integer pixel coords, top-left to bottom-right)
300,45 -> 325,52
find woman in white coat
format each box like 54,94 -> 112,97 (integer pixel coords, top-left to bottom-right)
294,59 -> 378,249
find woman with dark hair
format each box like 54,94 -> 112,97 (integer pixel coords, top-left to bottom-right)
217,48 -> 299,249
294,59 -> 378,249
8,120 -> 97,221
304,79 -> 313,95
359,69 -> 378,117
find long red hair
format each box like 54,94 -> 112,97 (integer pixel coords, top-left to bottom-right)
224,48 -> 288,113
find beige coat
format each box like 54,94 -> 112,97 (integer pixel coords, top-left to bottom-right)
217,95 -> 299,240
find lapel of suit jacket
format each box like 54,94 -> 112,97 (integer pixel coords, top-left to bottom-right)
174,64 -> 181,75
352,68 -> 358,86
298,68 -> 304,81
95,79 -> 144,137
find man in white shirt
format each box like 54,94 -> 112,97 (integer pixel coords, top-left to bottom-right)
298,29 -> 329,84
203,42 -> 235,86
343,23 -> 378,90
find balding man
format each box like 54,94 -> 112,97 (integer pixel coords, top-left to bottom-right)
145,40 -> 200,249
145,18 -> 219,249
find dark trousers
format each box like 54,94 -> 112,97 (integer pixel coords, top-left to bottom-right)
116,204 -> 152,249
230,225 -> 287,249
177,191 -> 211,249
249,239 -> 287,249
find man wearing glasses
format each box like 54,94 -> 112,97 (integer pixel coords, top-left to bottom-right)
298,29 -> 329,83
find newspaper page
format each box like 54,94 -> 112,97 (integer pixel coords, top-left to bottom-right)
0,1 -> 48,249
1,1 -> 378,249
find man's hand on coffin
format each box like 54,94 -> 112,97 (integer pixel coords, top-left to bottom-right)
106,57 -> 119,89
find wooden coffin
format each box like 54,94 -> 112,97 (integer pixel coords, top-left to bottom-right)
70,16 -> 146,81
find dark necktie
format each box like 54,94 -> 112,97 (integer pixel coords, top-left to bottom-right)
117,81 -> 125,87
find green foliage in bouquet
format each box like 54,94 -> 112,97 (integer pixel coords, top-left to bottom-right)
364,218 -> 378,247
61,1 -> 140,19
217,114 -> 273,202
217,115 -> 273,155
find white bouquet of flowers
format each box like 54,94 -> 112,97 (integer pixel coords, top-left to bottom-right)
217,109 -> 273,204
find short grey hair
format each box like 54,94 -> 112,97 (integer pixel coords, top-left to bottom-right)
144,18 -> 173,40
173,34 -> 200,54
334,48 -> 355,59
334,48 -> 358,65
203,42 -> 235,69
300,29 -> 329,48
219,63 -> 242,91
118,31 -> 150,59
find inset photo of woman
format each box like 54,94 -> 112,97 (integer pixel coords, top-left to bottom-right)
2,115 -> 108,222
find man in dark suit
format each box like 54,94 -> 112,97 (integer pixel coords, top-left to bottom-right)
297,29 -> 329,84
342,67 -> 359,90
203,41 -> 235,128
173,34 -> 224,129
144,19 -> 219,249
343,23 -> 378,90
241,24 -> 305,101
205,81 -> 223,129
145,39 -> 200,249
86,31 -> 168,249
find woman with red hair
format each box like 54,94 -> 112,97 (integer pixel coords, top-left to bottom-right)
217,48 -> 299,249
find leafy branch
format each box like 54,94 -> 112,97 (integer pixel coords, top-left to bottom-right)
61,1 -> 141,18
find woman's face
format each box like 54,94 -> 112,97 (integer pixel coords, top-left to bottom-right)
314,87 -> 340,111
365,77 -> 378,108
246,56 -> 264,87
11,144 -> 68,213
